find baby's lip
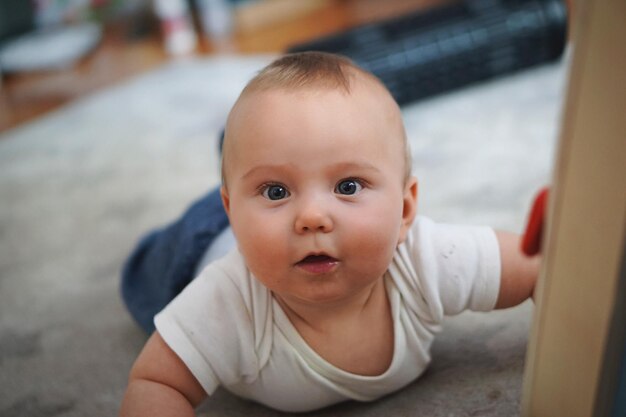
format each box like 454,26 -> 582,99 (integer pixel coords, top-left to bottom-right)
296,253 -> 338,265
295,253 -> 339,274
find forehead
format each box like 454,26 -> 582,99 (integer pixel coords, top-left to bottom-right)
226,78 -> 402,149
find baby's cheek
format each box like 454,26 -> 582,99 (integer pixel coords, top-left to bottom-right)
238,221 -> 289,270
346,216 -> 399,263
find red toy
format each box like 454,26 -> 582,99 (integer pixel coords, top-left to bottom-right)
521,187 -> 549,256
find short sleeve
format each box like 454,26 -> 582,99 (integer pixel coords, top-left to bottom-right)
154,250 -> 268,395
394,217 -> 501,321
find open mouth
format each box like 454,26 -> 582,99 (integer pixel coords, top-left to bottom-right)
298,254 -> 336,264
295,254 -> 339,274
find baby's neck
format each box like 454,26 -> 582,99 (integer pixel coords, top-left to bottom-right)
275,277 -> 394,376
275,277 -> 387,333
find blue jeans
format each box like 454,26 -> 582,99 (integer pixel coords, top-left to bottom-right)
120,187 -> 229,333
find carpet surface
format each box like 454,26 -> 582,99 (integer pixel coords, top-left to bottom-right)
0,55 -> 567,416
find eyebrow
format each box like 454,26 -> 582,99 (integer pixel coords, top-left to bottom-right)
241,164 -> 296,181
327,161 -> 382,175
241,161 -> 382,180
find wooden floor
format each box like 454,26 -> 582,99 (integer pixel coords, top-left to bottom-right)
0,0 -> 446,134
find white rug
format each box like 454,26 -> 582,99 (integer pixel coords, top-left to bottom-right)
0,55 -> 567,416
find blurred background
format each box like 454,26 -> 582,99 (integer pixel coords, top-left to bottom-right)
0,0 -> 453,132
0,0 -> 569,133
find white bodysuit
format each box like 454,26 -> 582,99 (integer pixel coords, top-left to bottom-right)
155,216 -> 501,412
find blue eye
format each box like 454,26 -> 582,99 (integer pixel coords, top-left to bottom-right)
262,184 -> 290,200
335,179 -> 363,195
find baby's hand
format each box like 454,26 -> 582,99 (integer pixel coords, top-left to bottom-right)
494,230 -> 541,309
520,187 -> 549,302
494,188 -> 549,308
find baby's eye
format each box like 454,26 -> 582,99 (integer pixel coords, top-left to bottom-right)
262,184 -> 290,200
335,179 -> 363,195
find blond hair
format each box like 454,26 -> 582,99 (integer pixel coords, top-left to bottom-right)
221,52 -> 412,186
242,51 -> 355,94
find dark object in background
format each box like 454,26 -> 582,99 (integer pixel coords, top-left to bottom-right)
288,0 -> 567,105
0,0 -> 34,42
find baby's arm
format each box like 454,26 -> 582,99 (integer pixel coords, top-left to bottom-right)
494,231 -> 541,309
120,332 -> 207,417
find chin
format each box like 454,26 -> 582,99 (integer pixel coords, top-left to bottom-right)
290,286 -> 349,305
300,284 -> 372,306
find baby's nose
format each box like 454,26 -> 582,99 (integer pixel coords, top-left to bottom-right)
294,199 -> 333,233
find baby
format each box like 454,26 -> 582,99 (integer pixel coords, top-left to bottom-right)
120,52 -> 537,415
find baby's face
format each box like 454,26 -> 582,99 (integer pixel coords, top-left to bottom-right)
221,81 -> 416,308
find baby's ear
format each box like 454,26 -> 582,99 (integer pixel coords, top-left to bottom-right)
220,186 -> 231,217
398,177 -> 418,245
